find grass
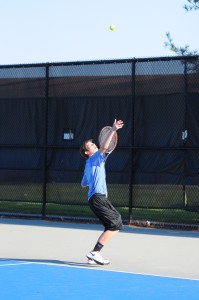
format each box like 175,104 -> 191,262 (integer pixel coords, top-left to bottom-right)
0,201 -> 199,225
0,183 -> 199,225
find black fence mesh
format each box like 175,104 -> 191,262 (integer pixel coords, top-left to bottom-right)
0,57 -> 199,227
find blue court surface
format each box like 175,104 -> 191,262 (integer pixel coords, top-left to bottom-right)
0,259 -> 199,300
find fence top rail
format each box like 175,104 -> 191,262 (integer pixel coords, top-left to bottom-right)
0,55 -> 198,69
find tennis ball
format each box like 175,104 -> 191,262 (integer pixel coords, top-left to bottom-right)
110,24 -> 115,31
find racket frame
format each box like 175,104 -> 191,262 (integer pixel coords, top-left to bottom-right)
98,126 -> 117,154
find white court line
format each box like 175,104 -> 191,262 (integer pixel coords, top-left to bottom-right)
1,260 -> 198,282
0,262 -> 34,267
14,260 -> 199,282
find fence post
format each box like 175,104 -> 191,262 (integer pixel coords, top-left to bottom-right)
129,60 -> 136,223
42,64 -> 49,217
183,59 -> 188,210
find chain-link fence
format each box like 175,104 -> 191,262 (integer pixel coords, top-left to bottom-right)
0,56 -> 199,228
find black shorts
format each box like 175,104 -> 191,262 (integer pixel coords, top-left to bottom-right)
89,194 -> 123,231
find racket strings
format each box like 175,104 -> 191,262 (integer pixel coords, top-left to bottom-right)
99,127 -> 117,153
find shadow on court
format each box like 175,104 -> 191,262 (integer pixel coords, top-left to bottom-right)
0,258 -> 101,268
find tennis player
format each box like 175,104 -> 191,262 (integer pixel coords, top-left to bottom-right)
80,119 -> 124,265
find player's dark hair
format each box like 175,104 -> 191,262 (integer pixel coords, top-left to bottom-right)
80,139 -> 93,159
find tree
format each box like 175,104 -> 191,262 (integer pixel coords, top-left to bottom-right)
164,0 -> 199,56
184,0 -> 199,11
165,32 -> 198,56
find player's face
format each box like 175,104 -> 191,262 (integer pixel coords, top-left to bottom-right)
85,141 -> 98,157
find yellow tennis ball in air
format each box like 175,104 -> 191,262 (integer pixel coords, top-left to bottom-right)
110,24 -> 115,31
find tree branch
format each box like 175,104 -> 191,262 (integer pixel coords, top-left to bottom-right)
184,0 -> 199,11
164,32 -> 198,56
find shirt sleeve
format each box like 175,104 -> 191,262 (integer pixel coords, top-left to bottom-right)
81,173 -> 88,187
90,151 -> 105,166
81,161 -> 90,187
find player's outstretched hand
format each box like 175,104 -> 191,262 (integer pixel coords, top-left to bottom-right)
112,119 -> 124,131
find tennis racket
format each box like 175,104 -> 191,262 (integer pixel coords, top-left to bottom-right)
98,126 -> 117,154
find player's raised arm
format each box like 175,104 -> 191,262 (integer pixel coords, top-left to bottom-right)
99,119 -> 124,155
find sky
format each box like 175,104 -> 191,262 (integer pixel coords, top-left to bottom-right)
0,0 -> 198,65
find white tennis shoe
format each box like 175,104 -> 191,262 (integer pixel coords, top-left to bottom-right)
87,251 -> 110,265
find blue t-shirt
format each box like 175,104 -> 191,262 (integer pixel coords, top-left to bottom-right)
81,150 -> 107,200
